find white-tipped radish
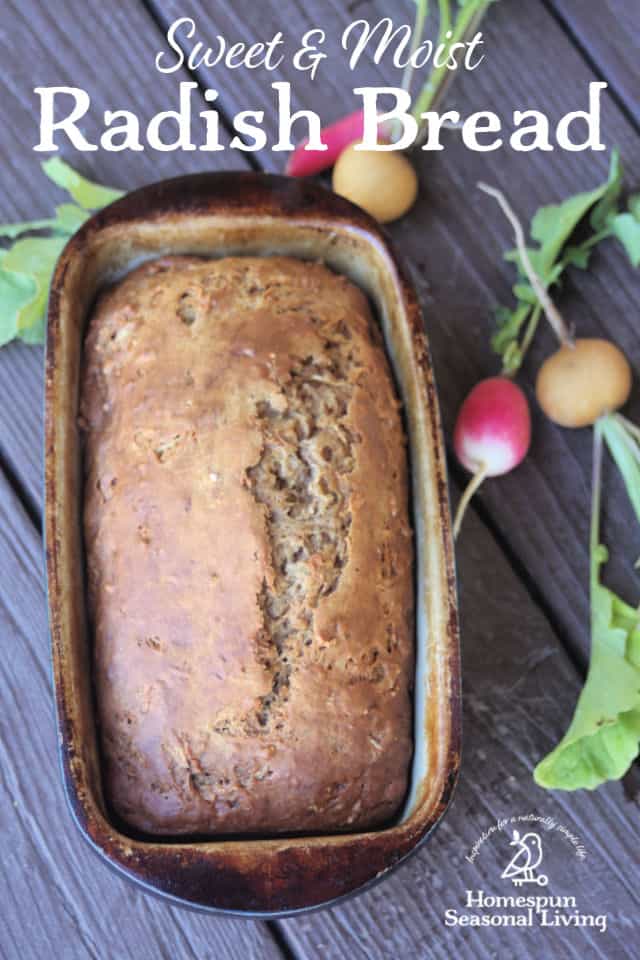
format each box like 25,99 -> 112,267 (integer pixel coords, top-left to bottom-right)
286,110 -> 391,178
453,377 -> 531,537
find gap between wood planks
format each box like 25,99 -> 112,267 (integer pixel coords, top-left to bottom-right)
544,0 -> 640,132
138,0 -> 262,174
0,2 -> 283,958
543,0 -> 639,133
0,444 -> 40,533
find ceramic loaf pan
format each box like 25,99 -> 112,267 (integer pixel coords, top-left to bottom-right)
45,172 -> 461,917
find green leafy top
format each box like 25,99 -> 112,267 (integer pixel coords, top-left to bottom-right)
534,415 -> 640,791
40,158 -> 124,210
0,160 -> 123,347
492,149 -> 640,376
479,154 -> 640,793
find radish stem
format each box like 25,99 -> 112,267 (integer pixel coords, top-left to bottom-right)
453,462 -> 488,539
478,182 -> 574,349
412,1 -> 490,122
437,0 -> 451,41
394,0 -> 430,144
591,419 -> 604,592
401,0 -> 429,100
519,303 -> 543,369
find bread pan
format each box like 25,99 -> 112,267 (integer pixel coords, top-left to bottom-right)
45,172 -> 461,917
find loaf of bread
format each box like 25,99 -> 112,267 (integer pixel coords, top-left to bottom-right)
82,255 -> 414,836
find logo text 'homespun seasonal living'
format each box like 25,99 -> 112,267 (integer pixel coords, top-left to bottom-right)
443,813 -> 608,932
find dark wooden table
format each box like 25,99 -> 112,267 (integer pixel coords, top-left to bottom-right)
1,1 -> 639,957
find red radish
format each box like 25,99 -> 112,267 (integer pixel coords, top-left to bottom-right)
285,109 -> 390,178
453,377 -> 531,537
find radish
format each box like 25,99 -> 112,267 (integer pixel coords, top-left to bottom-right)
332,144 -> 418,223
285,110 -> 390,178
453,377 -> 531,537
536,338 -> 632,428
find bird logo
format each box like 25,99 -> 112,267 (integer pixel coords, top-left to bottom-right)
501,830 -> 549,886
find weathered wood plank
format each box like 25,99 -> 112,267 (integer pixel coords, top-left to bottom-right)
279,489 -> 640,959
0,469 -> 284,960
149,0 -> 640,665
5,450 -> 637,958
1,1 -> 638,956
1,2 -> 277,955
0,0 -> 251,513
549,0 -> 640,128
143,0 -> 640,948
146,0 -> 383,176
0,343 -> 43,518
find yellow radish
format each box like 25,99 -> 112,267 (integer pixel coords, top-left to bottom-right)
536,338 -> 632,427
332,144 -> 418,223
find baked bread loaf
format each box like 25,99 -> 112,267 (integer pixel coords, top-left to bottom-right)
82,255 -> 414,836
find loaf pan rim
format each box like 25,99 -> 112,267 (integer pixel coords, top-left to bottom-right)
44,171 -> 461,916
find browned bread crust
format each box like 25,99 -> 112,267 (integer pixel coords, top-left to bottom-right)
82,255 -> 413,835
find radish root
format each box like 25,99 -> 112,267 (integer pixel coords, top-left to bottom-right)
453,463 -> 489,539
477,182 -> 573,349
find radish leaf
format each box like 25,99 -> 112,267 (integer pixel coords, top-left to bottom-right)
519,150 -> 620,276
3,236 -> 68,340
561,245 -> 592,270
534,584 -> 640,790
54,203 -> 91,233
41,157 -> 124,210
601,415 -> 640,527
0,218 -> 60,239
628,193 -> 640,220
0,269 -> 38,347
489,149 -> 638,375
0,161 -> 122,347
589,148 -> 623,231
534,569 -> 640,790
535,417 -> 640,791
611,212 -> 640,268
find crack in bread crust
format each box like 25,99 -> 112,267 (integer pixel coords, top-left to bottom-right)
247,339 -> 358,727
